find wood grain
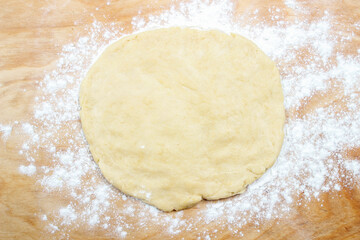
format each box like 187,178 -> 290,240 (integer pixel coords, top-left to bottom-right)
1,0 -> 360,239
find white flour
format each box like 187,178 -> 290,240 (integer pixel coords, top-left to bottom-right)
0,124 -> 12,141
3,0 -> 359,238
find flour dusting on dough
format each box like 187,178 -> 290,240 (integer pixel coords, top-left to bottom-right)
10,0 -> 360,238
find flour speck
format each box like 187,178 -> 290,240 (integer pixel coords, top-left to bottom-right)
19,164 -> 36,176
0,124 -> 12,141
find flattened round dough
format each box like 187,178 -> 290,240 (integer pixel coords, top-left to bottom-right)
80,27 -> 285,211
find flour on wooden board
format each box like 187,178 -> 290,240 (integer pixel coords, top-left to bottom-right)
3,0 -> 359,238
0,124 -> 12,141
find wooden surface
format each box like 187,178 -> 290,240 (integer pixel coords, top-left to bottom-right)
1,0 -> 360,239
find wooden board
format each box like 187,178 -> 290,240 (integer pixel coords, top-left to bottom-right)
1,0 -> 360,239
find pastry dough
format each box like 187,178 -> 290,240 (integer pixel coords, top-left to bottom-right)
80,27 -> 285,211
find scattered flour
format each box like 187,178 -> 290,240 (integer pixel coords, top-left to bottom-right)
0,124 -> 12,141
59,205 -> 77,225
19,164 -> 36,176
344,160 -> 360,178
116,226 -> 128,238
3,0 -> 359,238
284,0 -> 301,10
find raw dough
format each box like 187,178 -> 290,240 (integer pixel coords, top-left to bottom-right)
80,27 -> 285,211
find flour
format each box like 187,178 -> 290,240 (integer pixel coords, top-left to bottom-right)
59,205 -> 77,225
0,123 -> 12,141
344,160 -> 360,178
7,0 -> 360,238
19,164 -> 36,176
284,0 -> 302,10
116,226 -> 128,238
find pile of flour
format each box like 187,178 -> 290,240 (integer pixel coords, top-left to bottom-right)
2,0 -> 359,238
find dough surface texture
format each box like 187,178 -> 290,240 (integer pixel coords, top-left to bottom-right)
80,27 -> 285,211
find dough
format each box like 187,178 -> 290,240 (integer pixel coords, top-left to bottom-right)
80,27 -> 285,211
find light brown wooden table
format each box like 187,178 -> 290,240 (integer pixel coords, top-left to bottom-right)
1,0 -> 360,239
